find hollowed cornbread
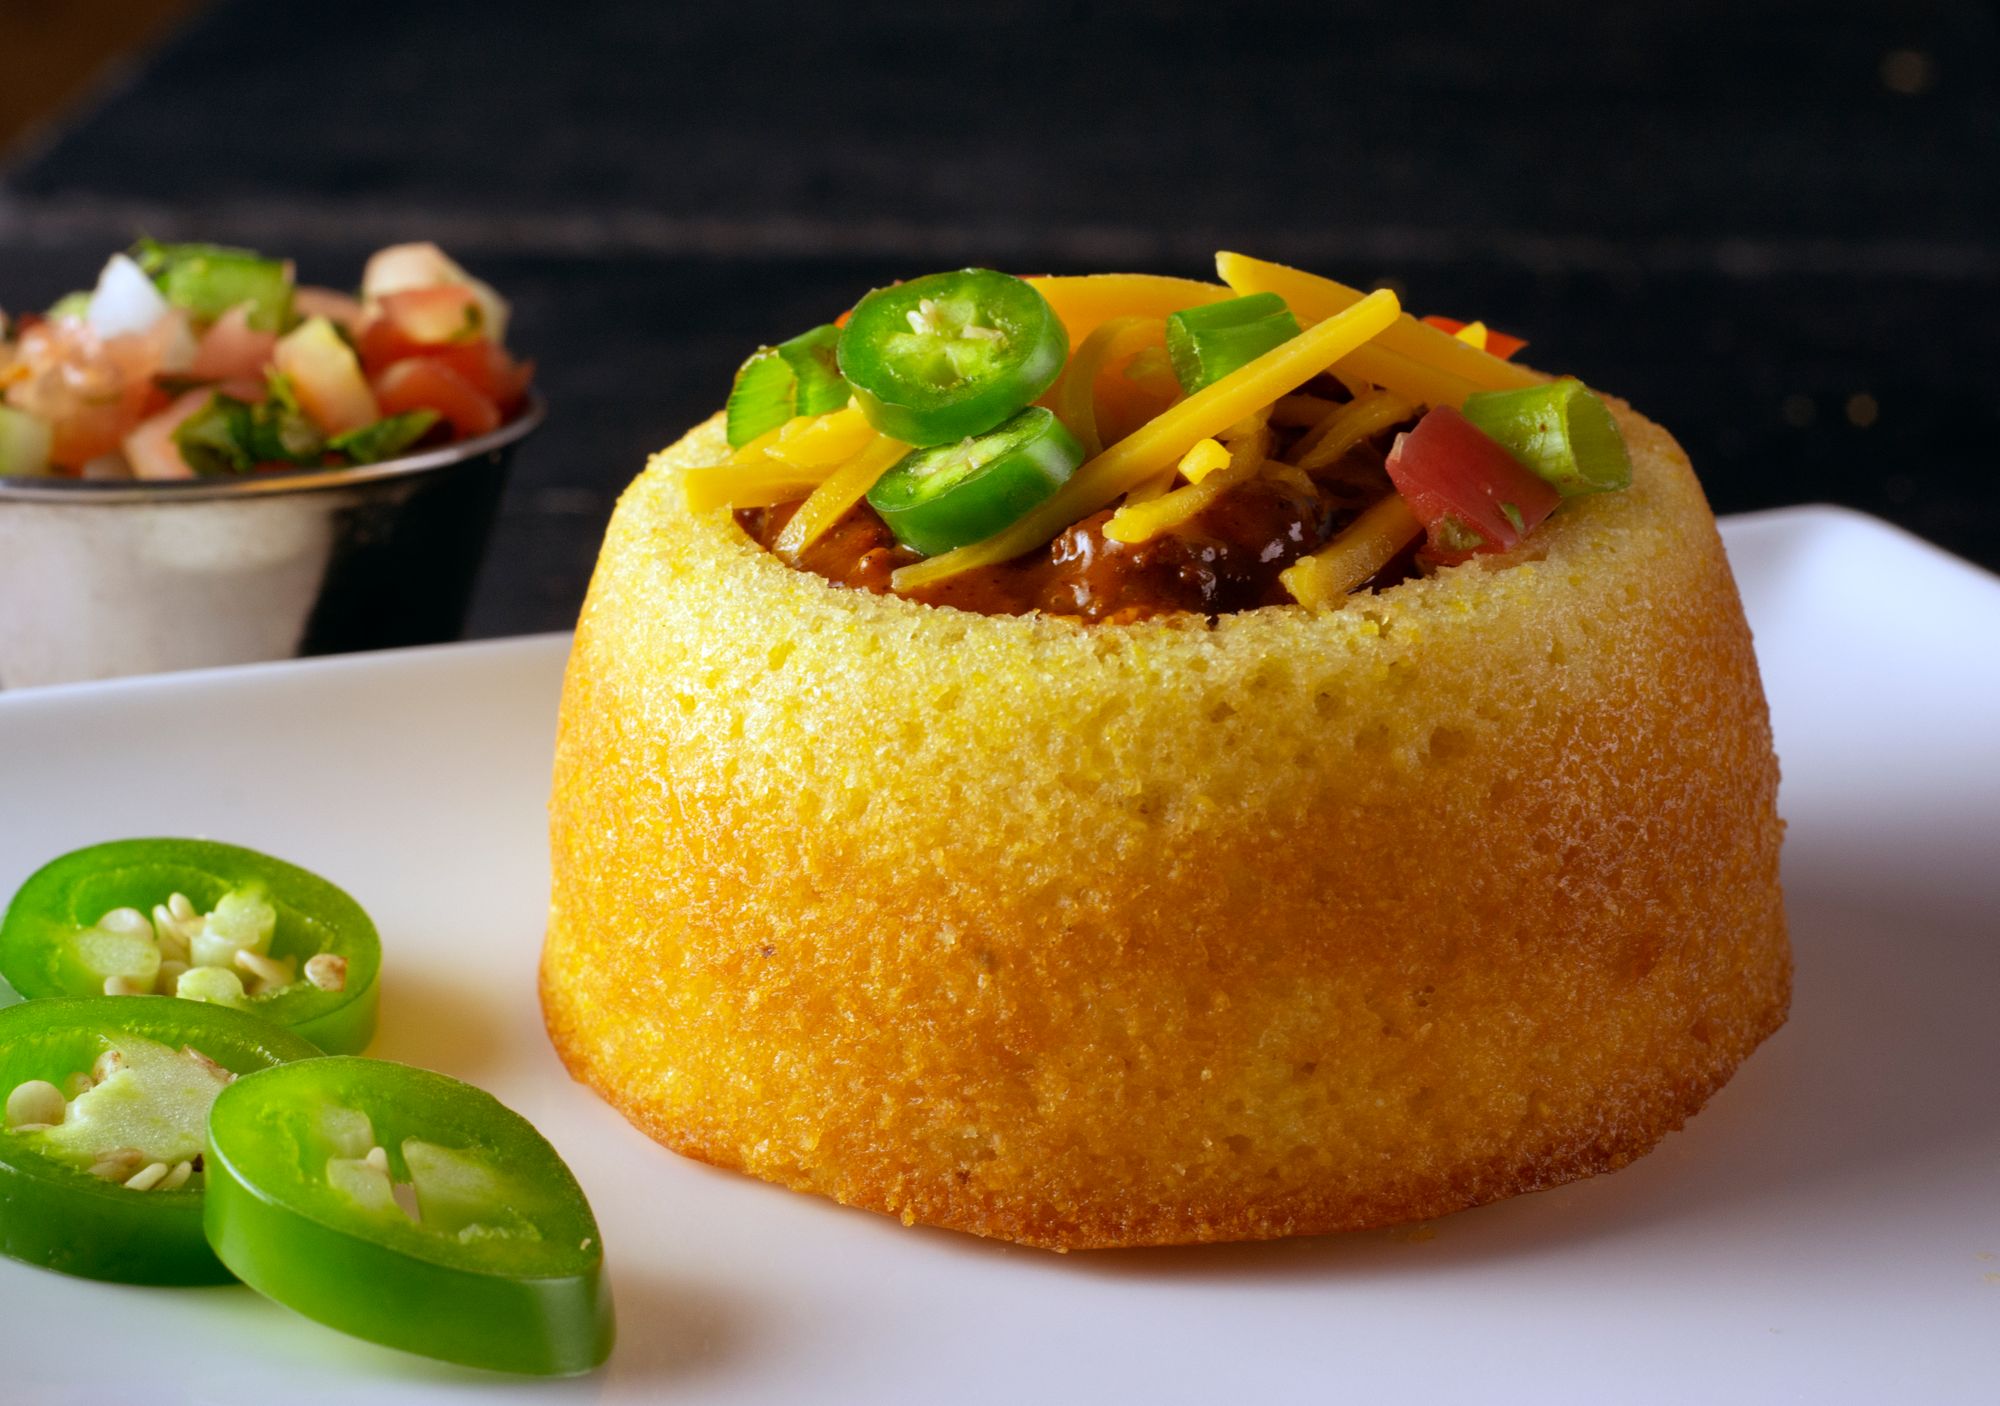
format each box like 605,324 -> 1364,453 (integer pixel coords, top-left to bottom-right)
542,400 -> 1788,1250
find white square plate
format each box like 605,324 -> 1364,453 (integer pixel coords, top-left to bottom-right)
1,506 -> 1995,1404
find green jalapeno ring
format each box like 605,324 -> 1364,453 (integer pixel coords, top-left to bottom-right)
866,407 -> 1087,557
0,838 -> 381,1055
0,996 -> 321,1284
838,269 -> 1068,447
205,1057 -> 614,1377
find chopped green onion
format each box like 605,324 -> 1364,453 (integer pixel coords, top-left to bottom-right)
132,239 -> 294,332
1166,293 -> 1302,393
329,411 -> 441,465
724,324 -> 851,448
173,389 -> 325,476
1459,378 -> 1633,497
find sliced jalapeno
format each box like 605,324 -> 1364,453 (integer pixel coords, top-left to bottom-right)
0,839 -> 380,1055
725,323 -> 850,448
0,996 -> 319,1283
205,1057 -> 613,1377
865,406 -> 1085,556
837,269 -> 1068,446
1166,292 -> 1302,393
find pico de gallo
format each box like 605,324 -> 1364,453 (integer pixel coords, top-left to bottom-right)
691,254 -> 1633,620
0,241 -> 534,481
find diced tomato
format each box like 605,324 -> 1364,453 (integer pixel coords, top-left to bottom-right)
1384,406 -> 1560,564
373,357 -> 501,439
191,305 -> 278,383
1420,314 -> 1528,361
14,315 -> 185,467
275,317 -> 379,434
356,319 -> 528,409
361,242 -> 510,342
377,285 -> 486,346
122,388 -> 215,480
294,285 -> 364,330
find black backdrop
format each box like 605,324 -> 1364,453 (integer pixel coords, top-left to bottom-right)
3,0 -> 1993,634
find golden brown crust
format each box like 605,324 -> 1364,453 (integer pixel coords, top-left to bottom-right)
542,399 -> 1789,1250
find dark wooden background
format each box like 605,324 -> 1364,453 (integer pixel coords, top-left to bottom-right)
2,0 -> 1993,635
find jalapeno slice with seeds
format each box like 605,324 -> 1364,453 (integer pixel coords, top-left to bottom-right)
204,1057 -> 613,1377
0,996 -> 319,1283
865,406 -> 1086,556
838,269 -> 1068,446
0,838 -> 381,1055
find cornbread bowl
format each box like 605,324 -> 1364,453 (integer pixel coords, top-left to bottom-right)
543,383 -> 1789,1249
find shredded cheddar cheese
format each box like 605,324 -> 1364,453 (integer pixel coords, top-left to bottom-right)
889,289 -> 1401,593
1215,252 -> 1539,394
772,435 -> 909,558
1103,430 -> 1268,544
1333,344 -> 1484,410
1025,274 -> 1230,349
1271,394 -> 1341,427
1279,493 -> 1423,608
1291,389 -> 1418,472
763,406 -> 876,468
681,405 -> 878,511
680,459 -> 836,513
1176,438 -> 1233,484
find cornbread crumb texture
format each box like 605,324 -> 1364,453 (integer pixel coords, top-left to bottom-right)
544,401 -> 1788,1249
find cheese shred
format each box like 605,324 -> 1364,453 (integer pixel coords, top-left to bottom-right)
1279,493 -> 1424,608
772,435 -> 909,558
1103,431 -> 1268,544
1291,389 -> 1418,472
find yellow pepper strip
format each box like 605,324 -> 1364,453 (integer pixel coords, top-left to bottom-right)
1103,429 -> 1269,544
773,434 -> 910,558
1271,394 -> 1342,427
1452,320 -> 1490,350
1025,274 -> 1229,349
1279,494 -> 1423,608
1053,315 -> 1165,458
1215,252 -> 1539,393
1334,343 -> 1485,409
890,289 -> 1400,592
1176,438 -> 1233,484
1291,389 -> 1418,472
765,405 -> 875,468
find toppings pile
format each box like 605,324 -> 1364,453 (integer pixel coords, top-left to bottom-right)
698,254 -> 1634,620
0,240 -> 533,481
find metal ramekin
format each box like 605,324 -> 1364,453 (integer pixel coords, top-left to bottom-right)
0,395 -> 544,689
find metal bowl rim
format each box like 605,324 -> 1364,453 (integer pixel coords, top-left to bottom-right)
0,392 -> 546,504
